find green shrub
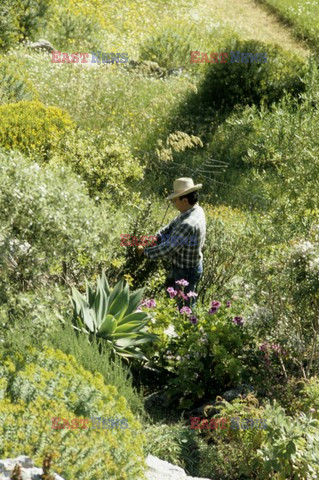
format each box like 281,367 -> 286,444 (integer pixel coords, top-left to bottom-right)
0,149 -> 118,294
0,100 -> 74,160
144,423 -> 201,474
48,319 -> 145,417
0,55 -> 36,104
195,38 -> 307,110
0,346 -> 145,480
50,128 -> 144,204
139,23 -> 197,69
191,394 -> 319,479
0,0 -> 50,51
144,294 -> 254,409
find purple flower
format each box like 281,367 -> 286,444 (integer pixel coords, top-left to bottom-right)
209,307 -> 219,315
136,307 -> 142,312
140,298 -> 157,308
187,291 -> 198,298
226,300 -> 231,308
167,287 -> 178,298
176,279 -> 189,286
232,316 -> 244,326
211,300 -> 221,309
189,315 -> 198,324
180,306 -> 192,316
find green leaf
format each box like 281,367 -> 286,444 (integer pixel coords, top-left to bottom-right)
125,287 -> 145,316
117,311 -> 149,326
108,279 -> 124,307
109,285 -> 129,320
99,269 -> 110,296
85,280 -> 95,308
93,284 -> 109,328
115,321 -> 149,333
98,314 -> 117,335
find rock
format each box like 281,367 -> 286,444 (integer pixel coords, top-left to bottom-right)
221,384 -> 254,402
128,60 -> 167,78
142,455 -> 212,480
27,39 -> 55,53
0,456 -> 65,480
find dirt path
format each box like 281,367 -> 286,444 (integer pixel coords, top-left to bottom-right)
191,0 -> 310,58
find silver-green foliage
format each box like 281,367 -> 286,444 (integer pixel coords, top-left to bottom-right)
71,271 -> 158,359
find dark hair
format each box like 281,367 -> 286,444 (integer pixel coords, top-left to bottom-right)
179,190 -> 199,206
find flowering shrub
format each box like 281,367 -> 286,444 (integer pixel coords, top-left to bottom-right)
0,100 -> 74,160
143,296 -> 254,409
0,346 -> 145,480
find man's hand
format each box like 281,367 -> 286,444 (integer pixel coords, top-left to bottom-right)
136,245 -> 144,257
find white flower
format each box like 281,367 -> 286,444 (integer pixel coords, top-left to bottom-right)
309,257 -> 319,272
164,325 -> 178,338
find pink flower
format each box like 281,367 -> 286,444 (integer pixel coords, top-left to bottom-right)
136,307 -> 142,312
166,287 -> 177,298
180,306 -> 192,316
178,291 -> 188,301
176,279 -> 189,286
167,287 -> 178,298
140,298 -> 157,308
211,301 -> 221,308
187,291 -> 198,298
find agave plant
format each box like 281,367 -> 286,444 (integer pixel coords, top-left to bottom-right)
71,270 -> 158,359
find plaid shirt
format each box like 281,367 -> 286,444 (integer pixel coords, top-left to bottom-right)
144,204 -> 206,268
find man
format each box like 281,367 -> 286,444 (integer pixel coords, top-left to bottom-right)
136,178 -> 206,307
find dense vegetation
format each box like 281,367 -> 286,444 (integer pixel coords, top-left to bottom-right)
1,0 -> 319,478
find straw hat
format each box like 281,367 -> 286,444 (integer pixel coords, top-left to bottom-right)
166,177 -> 202,200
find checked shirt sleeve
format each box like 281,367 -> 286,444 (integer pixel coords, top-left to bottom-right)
144,223 -> 193,260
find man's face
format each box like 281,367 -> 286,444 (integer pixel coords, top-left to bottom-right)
171,197 -> 189,212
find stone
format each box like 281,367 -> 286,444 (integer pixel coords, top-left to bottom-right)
142,455 -> 212,480
27,39 -> 55,53
0,457 -> 65,480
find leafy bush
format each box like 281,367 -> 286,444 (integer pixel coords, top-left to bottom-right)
139,23 -> 197,69
144,295 -> 254,409
48,319 -> 145,416
0,100 -> 74,160
256,402 -> 319,479
0,55 -> 36,104
193,394 -> 319,479
0,149 -> 119,295
0,0 -> 50,51
194,38 -> 307,110
0,346 -> 145,480
50,128 -> 144,204
144,422 -> 201,474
